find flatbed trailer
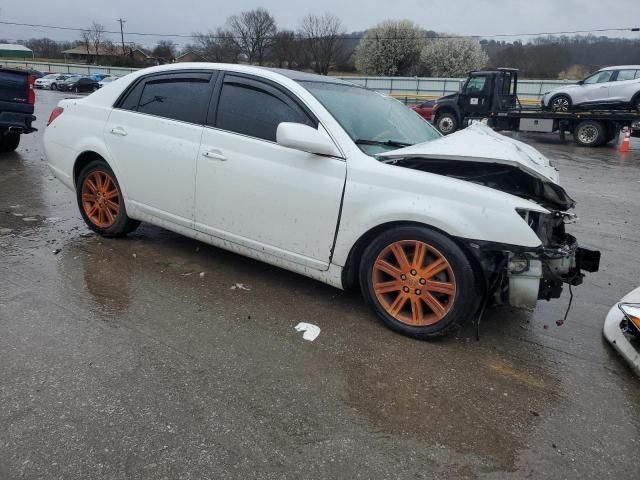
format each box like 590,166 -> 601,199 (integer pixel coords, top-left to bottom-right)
432,68 -> 640,147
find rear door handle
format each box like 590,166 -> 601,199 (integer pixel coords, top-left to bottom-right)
201,150 -> 227,161
110,126 -> 127,136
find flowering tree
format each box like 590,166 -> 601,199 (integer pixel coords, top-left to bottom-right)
421,37 -> 488,77
354,20 -> 424,76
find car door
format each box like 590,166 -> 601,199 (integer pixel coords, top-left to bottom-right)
580,70 -> 615,104
194,73 -> 346,269
608,69 -> 639,103
104,71 -> 216,228
459,74 -> 492,116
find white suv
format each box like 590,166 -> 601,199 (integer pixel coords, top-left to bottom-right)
543,65 -> 640,112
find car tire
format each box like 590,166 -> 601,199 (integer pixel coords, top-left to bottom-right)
435,112 -> 458,135
51,83 -> 57,91
549,94 -> 572,112
73,86 -> 79,94
0,132 -> 20,152
359,225 -> 480,339
76,160 -> 140,237
574,120 -> 606,147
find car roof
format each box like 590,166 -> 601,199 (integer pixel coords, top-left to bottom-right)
599,65 -> 640,71
122,62 -> 355,87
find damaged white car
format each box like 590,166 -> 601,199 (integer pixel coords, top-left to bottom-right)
43,64 -> 600,339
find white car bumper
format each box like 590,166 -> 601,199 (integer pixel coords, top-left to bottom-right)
603,286 -> 640,376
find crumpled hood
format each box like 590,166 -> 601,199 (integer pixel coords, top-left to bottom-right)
379,122 -> 560,184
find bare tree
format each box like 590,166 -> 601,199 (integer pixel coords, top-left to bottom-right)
80,30 -> 91,57
271,30 -> 301,68
152,40 -> 177,62
86,22 -> 106,64
192,29 -> 240,63
227,8 -> 277,65
299,13 -> 345,75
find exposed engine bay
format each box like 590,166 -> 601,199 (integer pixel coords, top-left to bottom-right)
390,158 -> 601,309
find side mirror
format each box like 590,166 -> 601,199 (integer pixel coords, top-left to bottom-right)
276,123 -> 341,157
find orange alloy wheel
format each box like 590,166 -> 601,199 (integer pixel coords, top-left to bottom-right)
81,171 -> 121,228
372,240 -> 457,326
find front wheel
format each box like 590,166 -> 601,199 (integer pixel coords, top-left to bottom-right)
359,226 -> 481,339
549,95 -> 572,112
76,160 -> 140,236
435,112 -> 458,135
50,83 -> 57,91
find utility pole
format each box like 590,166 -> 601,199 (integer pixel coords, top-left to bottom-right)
117,18 -> 126,55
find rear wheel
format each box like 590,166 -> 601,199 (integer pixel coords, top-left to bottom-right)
574,120 -> 606,147
550,94 -> 572,112
435,112 -> 458,135
0,132 -> 20,152
359,226 -> 480,339
76,160 -> 140,236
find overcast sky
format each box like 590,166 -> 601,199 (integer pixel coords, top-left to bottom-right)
2,0 -> 640,48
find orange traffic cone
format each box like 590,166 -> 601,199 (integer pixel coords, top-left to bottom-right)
619,127 -> 631,153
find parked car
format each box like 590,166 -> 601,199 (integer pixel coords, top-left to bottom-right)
0,67 -> 36,151
43,64 -> 599,339
604,286 -> 640,375
34,73 -> 70,90
89,73 -> 109,81
410,100 -> 435,122
57,76 -> 99,93
543,65 -> 640,112
98,75 -> 121,88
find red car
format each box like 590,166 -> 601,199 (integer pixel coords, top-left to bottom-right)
410,100 -> 435,122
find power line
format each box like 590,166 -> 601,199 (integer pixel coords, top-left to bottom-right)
0,19 -> 638,41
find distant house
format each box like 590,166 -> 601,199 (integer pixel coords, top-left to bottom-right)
176,51 -> 205,63
0,44 -> 34,59
61,45 -> 159,66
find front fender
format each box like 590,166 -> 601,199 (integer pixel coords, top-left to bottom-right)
332,160 -> 545,267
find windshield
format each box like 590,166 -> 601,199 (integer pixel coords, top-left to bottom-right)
299,81 -> 441,156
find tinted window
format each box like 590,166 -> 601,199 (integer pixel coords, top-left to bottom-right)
616,69 -> 637,81
215,81 -> 313,141
137,74 -> 212,124
119,81 -> 145,111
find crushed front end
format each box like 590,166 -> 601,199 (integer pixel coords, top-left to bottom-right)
462,210 -> 600,310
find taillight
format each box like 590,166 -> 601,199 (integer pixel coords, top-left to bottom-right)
47,106 -> 64,126
27,75 -> 35,105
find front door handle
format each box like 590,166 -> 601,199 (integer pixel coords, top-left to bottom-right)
201,150 -> 227,161
110,126 -> 127,136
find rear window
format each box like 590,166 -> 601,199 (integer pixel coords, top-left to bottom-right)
616,69 -> 638,81
0,70 -> 28,103
118,72 -> 213,124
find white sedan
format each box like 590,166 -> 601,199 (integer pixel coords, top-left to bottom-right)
43,63 -> 600,339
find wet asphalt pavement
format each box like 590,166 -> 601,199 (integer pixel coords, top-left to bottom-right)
1,90 -> 639,480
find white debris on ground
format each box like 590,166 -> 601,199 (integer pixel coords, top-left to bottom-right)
230,283 -> 250,291
294,323 -> 321,341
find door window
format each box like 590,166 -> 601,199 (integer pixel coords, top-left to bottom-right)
137,74 -> 213,124
464,76 -> 487,94
214,77 -> 315,142
583,70 -> 614,84
615,69 -> 638,81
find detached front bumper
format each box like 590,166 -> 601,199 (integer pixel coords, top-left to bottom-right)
603,287 -> 640,376
461,233 -> 600,310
